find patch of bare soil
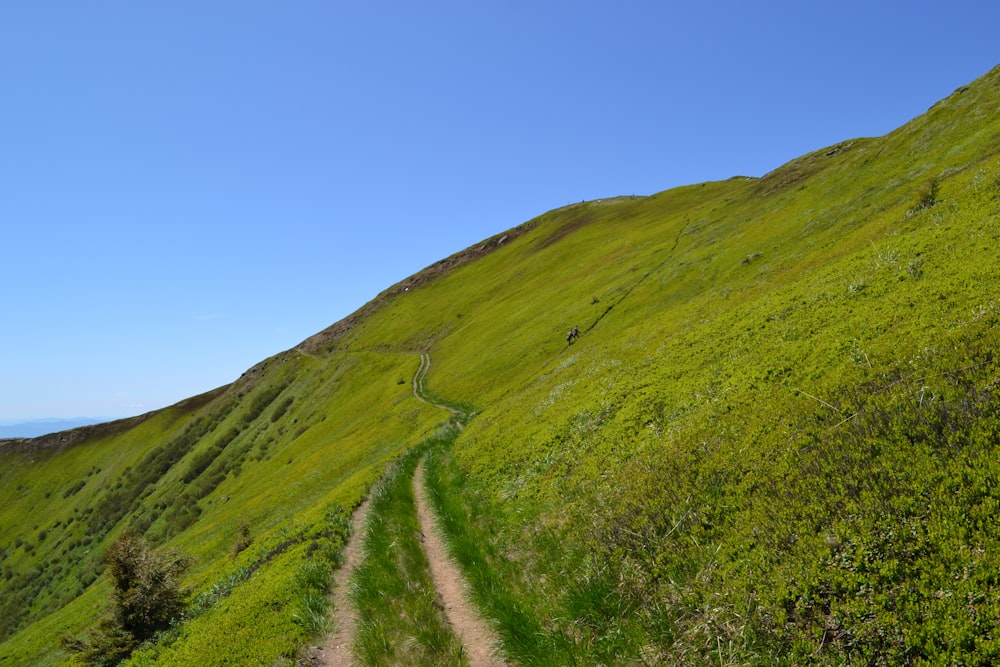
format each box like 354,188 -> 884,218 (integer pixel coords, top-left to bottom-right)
413,461 -> 507,667
312,496 -> 371,667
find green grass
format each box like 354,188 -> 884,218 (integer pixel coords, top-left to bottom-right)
422,444 -> 580,664
2,64 -> 1000,665
350,430 -> 468,667
416,71 -> 1000,664
0,351 -> 442,665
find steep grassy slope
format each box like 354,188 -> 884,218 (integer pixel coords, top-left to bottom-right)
315,65 -> 1000,664
1,351 -> 443,665
444,73 -> 999,663
1,65 -> 998,665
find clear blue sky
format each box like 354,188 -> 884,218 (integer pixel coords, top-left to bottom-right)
1,1 -> 997,422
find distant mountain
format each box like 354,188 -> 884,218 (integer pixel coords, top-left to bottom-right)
0,417 -> 104,439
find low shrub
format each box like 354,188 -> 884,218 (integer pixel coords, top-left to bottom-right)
63,533 -> 190,665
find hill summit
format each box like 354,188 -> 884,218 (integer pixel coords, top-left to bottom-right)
2,64 -> 1000,665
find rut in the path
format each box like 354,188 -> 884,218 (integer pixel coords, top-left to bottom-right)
413,353 -> 503,663
413,352 -> 465,428
315,496 -> 370,667
413,461 -> 507,667
316,352 -> 497,665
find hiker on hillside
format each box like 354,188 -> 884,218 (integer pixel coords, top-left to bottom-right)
566,325 -> 580,345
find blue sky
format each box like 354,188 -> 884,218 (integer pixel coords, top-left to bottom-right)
1,1 -> 997,421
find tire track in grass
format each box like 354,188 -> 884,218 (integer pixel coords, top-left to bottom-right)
316,352 -> 453,665
413,352 -> 504,665
316,495 -> 371,666
319,352 -> 496,665
413,352 -> 465,429
414,461 -> 507,667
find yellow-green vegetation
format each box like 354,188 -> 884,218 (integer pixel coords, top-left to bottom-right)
351,430 -> 468,667
1,64 -> 999,665
62,534 -> 190,665
1,351 -> 442,665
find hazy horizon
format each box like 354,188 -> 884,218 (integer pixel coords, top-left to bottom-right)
0,417 -> 106,439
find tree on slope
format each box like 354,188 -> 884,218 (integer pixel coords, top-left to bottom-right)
63,533 -> 190,665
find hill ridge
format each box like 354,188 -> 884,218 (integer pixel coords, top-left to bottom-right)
2,63 -> 1000,665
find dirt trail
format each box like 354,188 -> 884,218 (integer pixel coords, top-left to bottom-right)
413,353 -> 465,428
413,353 -> 503,664
314,496 -> 370,667
412,352 -> 432,403
315,352 -> 493,665
413,461 -> 507,667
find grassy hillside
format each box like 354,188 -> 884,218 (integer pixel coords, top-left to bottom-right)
2,64 -> 999,665
0,351 -> 443,665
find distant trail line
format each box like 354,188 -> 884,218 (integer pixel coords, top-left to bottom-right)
413,353 -> 465,428
413,352 -> 432,403
586,220 -> 690,334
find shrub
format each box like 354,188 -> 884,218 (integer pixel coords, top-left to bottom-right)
919,177 -> 940,208
270,396 -> 294,423
63,534 -> 190,665
908,177 -> 940,216
232,521 -> 253,557
63,480 -> 86,498
291,556 -> 334,635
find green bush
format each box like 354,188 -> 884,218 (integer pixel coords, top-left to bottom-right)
270,396 -> 295,423
63,534 -> 190,665
908,177 -> 940,215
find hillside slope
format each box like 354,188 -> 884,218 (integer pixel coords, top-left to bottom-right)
2,64 -> 999,665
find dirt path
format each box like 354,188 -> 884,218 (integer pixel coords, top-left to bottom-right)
314,496 -> 371,667
412,353 -> 465,428
413,353 -> 503,664
412,352 -> 432,403
314,352 -> 490,665
413,461 -> 507,667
